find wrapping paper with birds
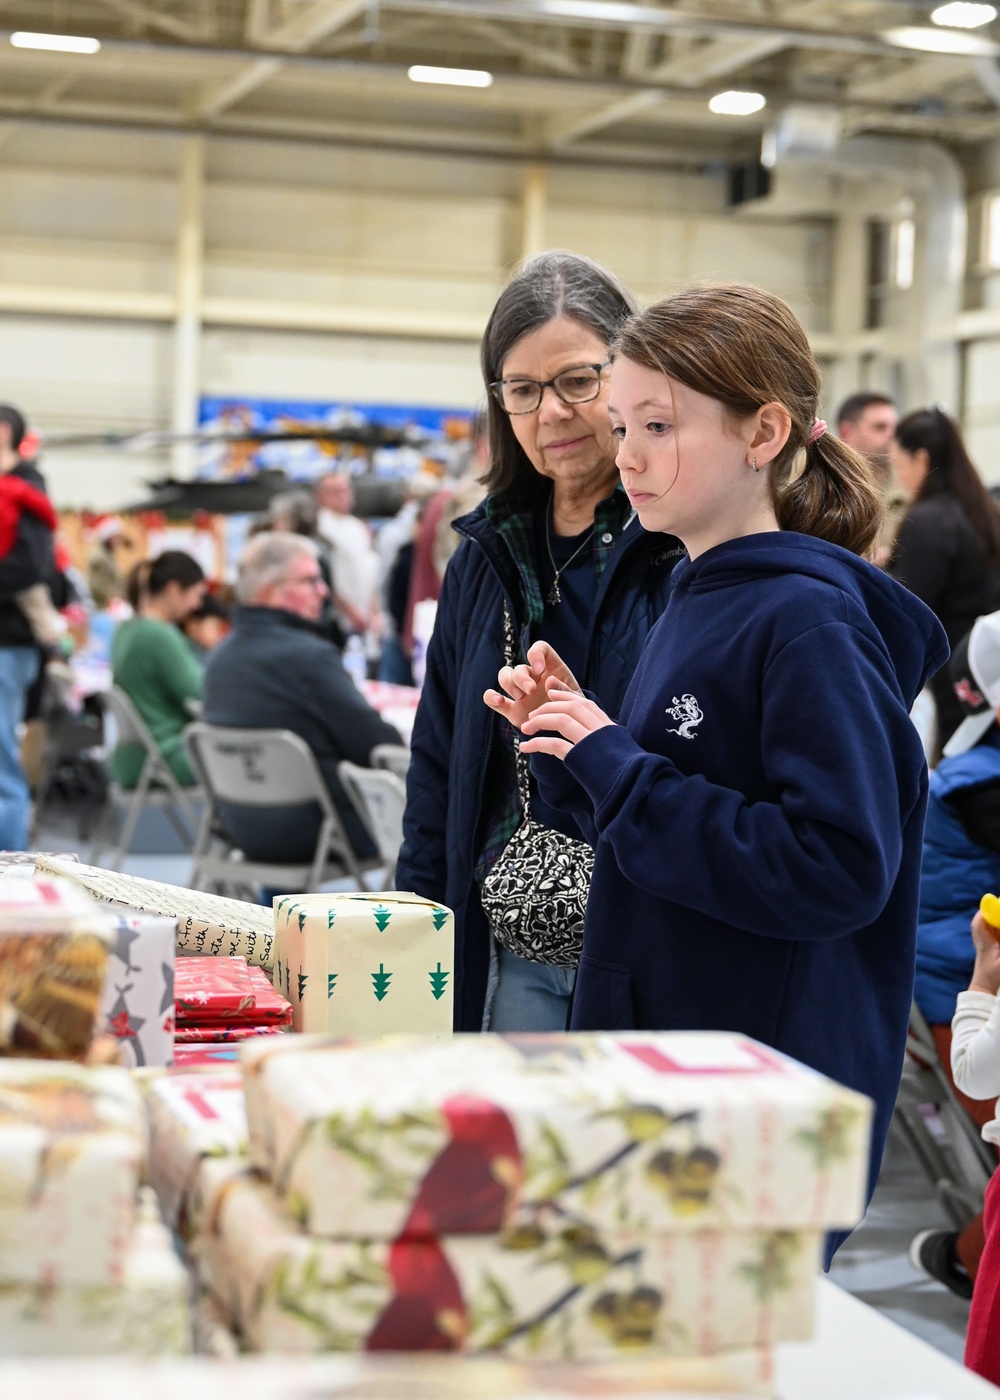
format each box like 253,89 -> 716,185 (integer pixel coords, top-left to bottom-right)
145,1070 -> 247,1232
240,1032 -> 872,1241
0,1187 -> 190,1357
0,1061 -> 146,1286
191,1158 -> 815,1360
272,892 -> 453,1037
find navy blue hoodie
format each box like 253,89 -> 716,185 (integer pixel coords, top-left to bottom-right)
536,531 -> 948,1213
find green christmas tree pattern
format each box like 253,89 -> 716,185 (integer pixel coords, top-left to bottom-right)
298,910 -> 307,932
298,971 -> 308,1001
328,909 -> 337,929
328,973 -> 338,999
371,964 -> 392,1000
431,907 -> 449,932
372,905 -> 392,932
429,963 -> 450,1000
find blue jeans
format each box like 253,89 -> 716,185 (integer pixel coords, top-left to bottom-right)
488,945 -> 577,1032
0,646 -> 39,851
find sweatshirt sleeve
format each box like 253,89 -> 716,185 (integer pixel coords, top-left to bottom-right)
160,625 -> 203,708
951,990 -> 1000,1101
561,620 -> 924,940
395,556 -> 462,903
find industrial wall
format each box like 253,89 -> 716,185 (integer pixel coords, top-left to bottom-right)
0,124 -> 828,509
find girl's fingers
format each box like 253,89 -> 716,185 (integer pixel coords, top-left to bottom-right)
519,735 -> 572,761
520,708 -> 591,745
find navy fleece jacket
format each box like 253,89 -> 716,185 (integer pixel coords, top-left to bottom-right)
536,532 -> 948,1212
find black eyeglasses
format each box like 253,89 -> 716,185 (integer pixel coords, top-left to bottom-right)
489,362 -> 610,415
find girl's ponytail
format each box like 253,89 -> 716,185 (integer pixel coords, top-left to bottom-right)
772,432 -> 884,561
614,283 -> 884,560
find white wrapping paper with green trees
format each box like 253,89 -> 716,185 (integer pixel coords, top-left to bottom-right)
272,891 -> 454,1036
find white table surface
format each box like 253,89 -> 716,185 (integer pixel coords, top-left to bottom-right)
0,1280 -> 994,1399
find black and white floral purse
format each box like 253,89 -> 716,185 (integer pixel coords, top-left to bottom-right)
479,607 -> 594,967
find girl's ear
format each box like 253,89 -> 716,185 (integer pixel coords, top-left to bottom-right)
747,403 -> 792,466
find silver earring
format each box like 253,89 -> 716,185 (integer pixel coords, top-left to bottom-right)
750,458 -> 759,473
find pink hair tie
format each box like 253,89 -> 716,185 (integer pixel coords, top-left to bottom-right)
808,418 -> 827,445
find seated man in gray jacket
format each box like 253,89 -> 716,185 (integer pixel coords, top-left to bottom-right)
203,531 -> 401,863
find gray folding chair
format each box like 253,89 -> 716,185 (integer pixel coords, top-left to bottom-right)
93,685 -> 200,871
371,743 -> 410,780
337,760 -> 407,887
892,1001 -> 996,1227
185,723 -> 375,897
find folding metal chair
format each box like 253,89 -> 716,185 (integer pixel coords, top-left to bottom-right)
371,743 -> 410,780
337,760 -> 407,887
92,685 -> 200,871
185,723 -> 376,898
892,1001 -> 996,1227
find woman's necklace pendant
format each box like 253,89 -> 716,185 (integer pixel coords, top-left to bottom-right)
547,578 -> 562,606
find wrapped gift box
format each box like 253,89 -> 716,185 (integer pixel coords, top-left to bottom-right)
272,891 -> 453,1037
0,1060 -> 146,1285
34,857 -> 275,969
191,1159 -> 814,1360
146,1070 -> 248,1232
0,1189 -> 190,1357
175,958 -> 291,1030
97,913 -> 175,1070
0,878 -> 116,1059
240,1032 -> 872,1240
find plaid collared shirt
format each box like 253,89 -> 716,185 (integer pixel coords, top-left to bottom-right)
473,479 -> 633,886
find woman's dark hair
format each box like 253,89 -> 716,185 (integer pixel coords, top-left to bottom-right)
613,283 -> 883,558
127,551 -> 205,611
895,408 -> 1000,563
479,250 -> 637,495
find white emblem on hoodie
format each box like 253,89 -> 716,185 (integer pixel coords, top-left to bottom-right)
665,693 -> 703,740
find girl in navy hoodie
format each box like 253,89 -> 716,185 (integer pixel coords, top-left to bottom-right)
485,283 -> 948,1225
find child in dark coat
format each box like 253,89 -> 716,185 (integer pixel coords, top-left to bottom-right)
487,283 -> 947,1255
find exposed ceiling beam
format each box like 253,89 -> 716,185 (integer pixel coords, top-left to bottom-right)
549,32 -> 788,145
191,0 -> 369,119
466,19 -> 585,77
90,0 -> 211,42
848,54 -> 973,103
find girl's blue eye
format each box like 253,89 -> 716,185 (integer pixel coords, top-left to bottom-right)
648,421 -> 669,434
611,425 -> 625,439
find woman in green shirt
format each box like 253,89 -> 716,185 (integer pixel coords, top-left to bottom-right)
111,551 -> 206,787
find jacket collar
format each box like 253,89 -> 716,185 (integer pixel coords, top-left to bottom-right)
454,475 -> 644,626
231,604 -> 327,637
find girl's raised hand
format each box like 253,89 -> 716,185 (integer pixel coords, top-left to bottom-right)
518,681 -> 615,762
484,642 -> 581,731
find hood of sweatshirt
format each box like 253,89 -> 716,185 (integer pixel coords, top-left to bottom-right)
668,530 -> 949,706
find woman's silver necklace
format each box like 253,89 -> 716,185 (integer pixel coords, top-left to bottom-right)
545,509 -> 593,606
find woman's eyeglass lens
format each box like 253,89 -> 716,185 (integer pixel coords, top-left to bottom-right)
490,363 -> 608,415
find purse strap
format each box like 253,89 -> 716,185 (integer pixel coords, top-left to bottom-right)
501,602 -> 533,822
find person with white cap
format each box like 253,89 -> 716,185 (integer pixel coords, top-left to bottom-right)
910,609 -> 1000,1300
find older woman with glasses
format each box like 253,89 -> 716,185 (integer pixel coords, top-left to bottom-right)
397,251 -> 682,1033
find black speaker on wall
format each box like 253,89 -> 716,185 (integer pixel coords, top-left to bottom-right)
727,161 -> 772,207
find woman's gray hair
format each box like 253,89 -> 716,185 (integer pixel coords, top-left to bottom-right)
237,531 -> 318,604
480,250 -> 637,496
267,488 -> 318,537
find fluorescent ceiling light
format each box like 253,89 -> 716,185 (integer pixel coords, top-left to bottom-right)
882,24 -> 997,53
931,2 -> 997,27
407,64 -> 493,87
709,90 -> 766,116
10,31 -> 101,54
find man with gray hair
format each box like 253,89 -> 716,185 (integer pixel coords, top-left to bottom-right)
202,531 -> 401,866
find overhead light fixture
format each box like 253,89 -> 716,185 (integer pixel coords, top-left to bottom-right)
931,2 -> 997,27
882,24 -> 997,53
407,64 -> 493,88
10,31 -> 101,54
709,90 -> 766,117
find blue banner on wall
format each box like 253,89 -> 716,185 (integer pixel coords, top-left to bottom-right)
197,396 -> 474,482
